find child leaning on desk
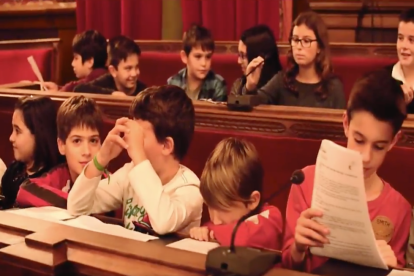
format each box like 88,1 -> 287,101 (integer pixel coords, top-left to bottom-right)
189,137 -> 283,250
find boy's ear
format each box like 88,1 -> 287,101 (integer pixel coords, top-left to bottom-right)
57,138 -> 66,156
342,111 -> 349,138
84,57 -> 94,70
180,50 -> 188,65
161,137 -> 175,156
388,130 -> 402,151
108,65 -> 117,78
247,191 -> 261,211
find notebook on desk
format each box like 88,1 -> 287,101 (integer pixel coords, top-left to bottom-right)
167,238 -> 219,254
5,206 -> 75,221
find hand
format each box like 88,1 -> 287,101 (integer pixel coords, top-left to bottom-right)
377,240 -> 397,267
245,56 -> 264,91
42,82 -> 59,91
190,226 -> 215,242
112,91 -> 127,97
123,119 -> 146,165
293,208 -> 330,254
96,117 -> 130,167
401,84 -> 414,104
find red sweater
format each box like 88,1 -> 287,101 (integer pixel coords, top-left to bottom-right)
282,165 -> 411,271
16,164 -> 71,208
206,204 -> 283,250
59,68 -> 107,92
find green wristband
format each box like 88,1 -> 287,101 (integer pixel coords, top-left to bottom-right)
93,155 -> 110,184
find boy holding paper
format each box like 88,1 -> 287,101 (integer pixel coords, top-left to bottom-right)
189,137 -> 283,249
282,69 -> 411,271
67,85 -> 203,235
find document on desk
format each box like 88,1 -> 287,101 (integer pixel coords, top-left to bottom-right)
388,270 -> 414,275
5,206 -> 75,222
309,140 -> 387,270
167,238 -> 219,254
59,215 -> 158,242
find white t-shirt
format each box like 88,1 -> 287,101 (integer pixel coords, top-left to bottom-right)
67,160 -> 203,235
392,61 -> 414,89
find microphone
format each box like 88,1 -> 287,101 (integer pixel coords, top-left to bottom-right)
205,169 -> 305,276
227,55 -> 271,112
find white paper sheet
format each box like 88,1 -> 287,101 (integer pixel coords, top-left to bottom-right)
309,139 -> 388,270
167,238 -> 219,254
388,270 -> 414,276
27,55 -> 47,91
5,206 -> 75,222
59,215 -> 158,242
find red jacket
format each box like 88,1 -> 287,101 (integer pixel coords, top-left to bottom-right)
16,164 -> 71,208
206,204 -> 283,250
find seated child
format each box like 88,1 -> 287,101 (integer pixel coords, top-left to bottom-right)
1,96 -> 62,209
44,30 -> 107,92
67,85 -> 203,235
282,69 -> 411,271
190,137 -> 283,249
167,24 -> 227,102
74,35 -> 146,96
16,95 -> 103,208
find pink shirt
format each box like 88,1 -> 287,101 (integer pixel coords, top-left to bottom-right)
282,165 -> 411,271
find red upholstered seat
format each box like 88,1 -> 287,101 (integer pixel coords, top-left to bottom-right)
0,48 -> 55,85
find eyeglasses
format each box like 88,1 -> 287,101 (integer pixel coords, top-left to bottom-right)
290,38 -> 317,48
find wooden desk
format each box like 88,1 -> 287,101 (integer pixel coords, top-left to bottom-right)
0,211 -> 317,276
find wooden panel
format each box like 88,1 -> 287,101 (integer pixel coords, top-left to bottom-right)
309,0 -> 414,43
0,88 -> 413,148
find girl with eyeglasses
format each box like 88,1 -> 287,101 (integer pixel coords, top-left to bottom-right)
242,11 -> 345,109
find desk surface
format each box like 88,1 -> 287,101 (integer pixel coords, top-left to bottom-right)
0,211 -> 408,276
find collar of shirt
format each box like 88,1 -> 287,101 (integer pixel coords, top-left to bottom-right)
392,62 -> 406,83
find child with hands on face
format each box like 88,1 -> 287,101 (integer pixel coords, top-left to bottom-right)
67,85 -> 203,235
189,137 -> 283,250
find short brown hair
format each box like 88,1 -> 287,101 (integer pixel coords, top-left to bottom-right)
183,24 -> 214,55
108,35 -> 141,68
129,85 -> 195,160
200,137 -> 263,210
347,69 -> 407,135
57,95 -> 103,142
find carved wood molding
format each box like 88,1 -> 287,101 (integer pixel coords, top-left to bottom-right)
136,40 -> 397,58
0,88 -> 413,148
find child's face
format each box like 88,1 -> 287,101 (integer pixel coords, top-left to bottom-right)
9,109 -> 35,166
72,54 -> 93,79
237,40 -> 248,74
207,191 -> 261,225
343,111 -> 398,179
182,46 -> 212,81
58,126 -> 101,181
291,24 -> 319,67
110,54 -> 140,92
397,21 -> 414,68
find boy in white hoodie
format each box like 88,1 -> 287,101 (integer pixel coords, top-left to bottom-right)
67,85 -> 203,235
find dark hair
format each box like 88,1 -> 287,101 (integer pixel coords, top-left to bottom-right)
72,30 -> 107,69
108,35 -> 141,68
129,85 -> 195,160
241,25 -> 282,88
183,24 -> 215,55
347,69 -> 407,135
284,11 -> 334,99
399,8 -> 414,23
57,95 -> 103,142
14,96 -> 61,172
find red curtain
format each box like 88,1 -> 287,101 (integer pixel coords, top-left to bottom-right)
76,0 -> 162,40
181,0 -> 281,41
